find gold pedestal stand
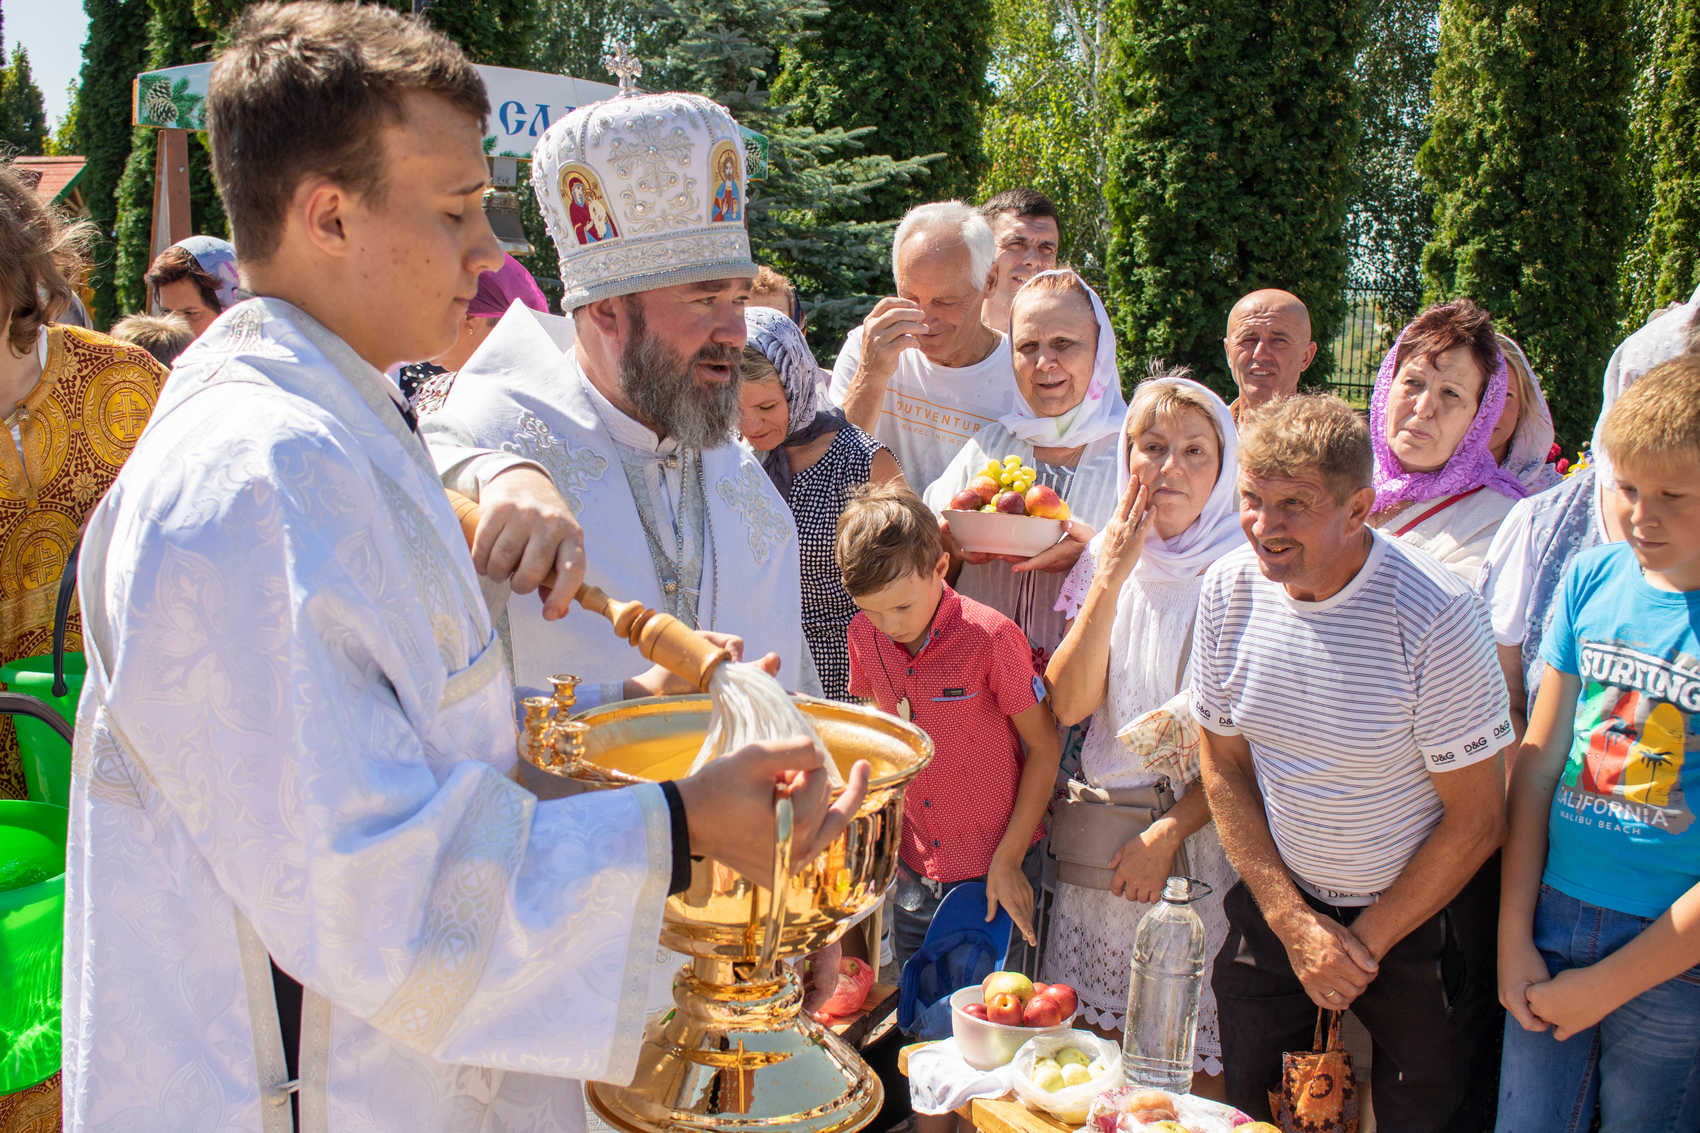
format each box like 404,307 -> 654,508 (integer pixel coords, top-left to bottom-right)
523,685 -> 929,1133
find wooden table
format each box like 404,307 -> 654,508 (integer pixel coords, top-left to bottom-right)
828,983 -> 899,1049
898,1043 -> 1080,1133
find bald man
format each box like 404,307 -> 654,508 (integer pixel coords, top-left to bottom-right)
1223,289 -> 1317,419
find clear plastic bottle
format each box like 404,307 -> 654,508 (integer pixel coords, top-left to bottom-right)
1122,876 -> 1210,1095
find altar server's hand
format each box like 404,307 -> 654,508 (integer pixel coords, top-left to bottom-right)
679,738 -> 872,889
477,467 -> 585,620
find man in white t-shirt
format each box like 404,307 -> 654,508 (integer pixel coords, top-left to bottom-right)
830,200 -> 1020,487
1194,394 -> 1510,1131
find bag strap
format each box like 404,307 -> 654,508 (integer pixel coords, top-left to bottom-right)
1314,1009 -> 1344,1052
1393,485 -> 1486,536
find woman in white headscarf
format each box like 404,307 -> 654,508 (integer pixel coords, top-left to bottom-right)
1039,373 -> 1243,1090
923,269 -> 1129,665
1489,333 -> 1563,494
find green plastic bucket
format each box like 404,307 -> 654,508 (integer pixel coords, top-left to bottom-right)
0,799 -> 67,1094
0,653 -> 84,809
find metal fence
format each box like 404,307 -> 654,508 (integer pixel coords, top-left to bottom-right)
1328,287 -> 1405,407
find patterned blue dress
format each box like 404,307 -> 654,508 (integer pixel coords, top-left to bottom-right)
786,425 -> 886,701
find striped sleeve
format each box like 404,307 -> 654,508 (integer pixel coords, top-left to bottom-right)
1189,570 -> 1240,735
1413,592 -> 1513,772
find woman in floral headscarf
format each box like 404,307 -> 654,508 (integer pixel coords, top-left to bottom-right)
144,235 -> 240,339
1488,333 -> 1563,494
737,305 -> 904,700
1366,298 -> 1528,583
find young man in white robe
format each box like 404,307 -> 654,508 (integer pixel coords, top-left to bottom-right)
63,6 -> 865,1130
421,91 -> 808,709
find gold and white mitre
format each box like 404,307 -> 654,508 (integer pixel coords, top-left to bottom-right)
533,91 -> 758,309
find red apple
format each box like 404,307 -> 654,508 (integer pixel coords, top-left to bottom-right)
1021,993 -> 1071,1027
994,490 -> 1026,515
948,488 -> 984,511
962,1002 -> 989,1020
1041,982 -> 1078,1018
1024,484 -> 1071,521
968,474 -> 1002,504
984,990 -> 1024,1026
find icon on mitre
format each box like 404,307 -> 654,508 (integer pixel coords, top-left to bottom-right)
710,140 -> 742,224
561,163 -> 619,245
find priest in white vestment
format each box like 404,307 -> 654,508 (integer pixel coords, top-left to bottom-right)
421,90 -> 806,710
61,9 -> 860,1130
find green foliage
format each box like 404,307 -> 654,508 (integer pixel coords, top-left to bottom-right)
0,45 -> 48,155
379,0 -> 538,68
1615,0 -> 1679,330
1637,0 -> 1700,317
1345,0 -> 1437,311
1419,0 -> 1635,450
772,0 -> 992,217
47,82 -> 80,156
1105,0 -> 1363,400
75,0 -> 154,328
111,0 -> 228,318
978,0 -> 1112,285
629,0 -> 940,352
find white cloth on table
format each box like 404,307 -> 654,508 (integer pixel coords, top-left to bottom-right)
1190,531 -> 1512,905
922,427 -> 1122,659
1370,485 -> 1516,587
1039,544 -> 1235,1069
828,326 -> 1021,489
907,1039 -> 1017,1115
65,298 -> 672,1133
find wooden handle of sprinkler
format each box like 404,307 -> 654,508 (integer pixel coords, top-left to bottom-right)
444,489 -> 732,691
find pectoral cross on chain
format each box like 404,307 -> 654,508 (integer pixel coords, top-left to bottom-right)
603,42 -> 643,97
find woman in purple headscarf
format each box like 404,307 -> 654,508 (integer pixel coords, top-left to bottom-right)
1366,298 -> 1528,583
403,253 -> 550,413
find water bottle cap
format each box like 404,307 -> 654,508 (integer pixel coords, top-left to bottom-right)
1161,876 -> 1213,904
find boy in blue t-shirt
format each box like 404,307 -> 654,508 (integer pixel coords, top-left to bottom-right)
1497,358 -> 1700,1131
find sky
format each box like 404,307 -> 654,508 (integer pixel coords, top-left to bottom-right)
9,1 -> 92,136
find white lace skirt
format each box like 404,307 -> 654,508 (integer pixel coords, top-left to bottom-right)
1039,823 -> 1238,1074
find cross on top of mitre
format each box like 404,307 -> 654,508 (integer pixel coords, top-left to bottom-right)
603,42 -> 643,96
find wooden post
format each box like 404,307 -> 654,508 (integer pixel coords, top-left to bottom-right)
149,128 -> 192,313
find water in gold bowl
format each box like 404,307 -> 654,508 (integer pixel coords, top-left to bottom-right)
561,694 -> 932,1133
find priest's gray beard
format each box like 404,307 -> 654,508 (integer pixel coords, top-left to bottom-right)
620,302 -> 743,450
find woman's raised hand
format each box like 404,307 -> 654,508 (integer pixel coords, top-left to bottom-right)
1096,475 -> 1153,586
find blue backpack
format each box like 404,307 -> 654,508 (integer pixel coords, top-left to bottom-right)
896,882 -> 1015,1040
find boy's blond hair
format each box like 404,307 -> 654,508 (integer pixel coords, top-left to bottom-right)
1601,355 -> 1700,471
835,483 -> 943,597
109,312 -> 195,367
1238,392 -> 1372,504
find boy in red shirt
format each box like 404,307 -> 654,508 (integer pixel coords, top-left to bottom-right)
836,484 -> 1060,966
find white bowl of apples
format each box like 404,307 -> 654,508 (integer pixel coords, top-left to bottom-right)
949,972 -> 1080,1070
943,458 -> 1071,559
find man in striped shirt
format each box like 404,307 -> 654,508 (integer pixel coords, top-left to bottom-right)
1195,394 -> 1510,1131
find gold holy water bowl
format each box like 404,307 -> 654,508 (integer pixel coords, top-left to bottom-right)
523,684 -> 932,1133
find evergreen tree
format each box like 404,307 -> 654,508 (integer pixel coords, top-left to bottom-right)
1419,0 -> 1635,450
1639,0 -> 1700,316
417,0 -> 537,69
978,0 -> 1112,285
112,0 -> 227,317
75,0 -> 153,328
772,0 -> 992,217
0,45 -> 49,155
1105,0 -> 1364,399
631,0 -> 939,350
47,82 -> 79,156
1615,0 -> 1680,330
1345,0 -> 1438,318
